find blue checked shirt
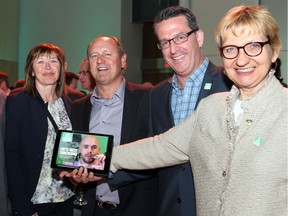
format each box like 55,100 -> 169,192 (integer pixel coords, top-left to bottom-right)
171,58 -> 208,125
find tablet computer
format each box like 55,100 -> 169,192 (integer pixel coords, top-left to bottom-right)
51,129 -> 114,176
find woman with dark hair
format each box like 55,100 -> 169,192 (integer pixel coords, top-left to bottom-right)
5,43 -> 75,216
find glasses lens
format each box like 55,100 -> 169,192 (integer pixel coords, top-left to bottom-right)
244,42 -> 262,56
222,41 -> 269,59
157,43 -> 162,50
174,34 -> 188,44
157,30 -> 193,50
222,46 -> 238,59
79,71 -> 90,76
157,41 -> 169,50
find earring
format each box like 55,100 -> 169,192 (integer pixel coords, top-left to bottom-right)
270,61 -> 277,74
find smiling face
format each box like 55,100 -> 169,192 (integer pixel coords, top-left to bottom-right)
155,15 -> 204,84
87,37 -> 126,88
32,53 -> 61,89
221,29 -> 278,99
214,5 -> 281,99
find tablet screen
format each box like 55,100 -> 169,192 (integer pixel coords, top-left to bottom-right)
51,129 -> 114,176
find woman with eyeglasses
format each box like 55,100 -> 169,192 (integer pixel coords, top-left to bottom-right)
101,5 -> 287,216
63,5 -> 287,216
78,58 -> 96,93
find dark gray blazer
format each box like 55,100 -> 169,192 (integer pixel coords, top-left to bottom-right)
149,61 -> 233,216
71,81 -> 158,216
0,89 -> 10,216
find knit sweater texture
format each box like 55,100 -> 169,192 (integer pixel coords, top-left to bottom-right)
111,75 -> 288,216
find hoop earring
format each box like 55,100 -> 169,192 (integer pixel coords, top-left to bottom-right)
270,61 -> 277,73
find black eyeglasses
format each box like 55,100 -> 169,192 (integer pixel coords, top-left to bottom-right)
157,28 -> 199,50
78,70 -> 90,76
220,41 -> 270,59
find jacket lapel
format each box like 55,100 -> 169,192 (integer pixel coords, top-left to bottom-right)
120,83 -> 140,144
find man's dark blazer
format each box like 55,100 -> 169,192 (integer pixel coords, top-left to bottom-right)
149,61 -> 233,216
0,89 -> 10,216
4,90 -> 73,216
108,62 -> 233,216
71,81 -> 158,216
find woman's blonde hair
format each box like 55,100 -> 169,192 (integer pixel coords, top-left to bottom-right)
214,5 -> 282,55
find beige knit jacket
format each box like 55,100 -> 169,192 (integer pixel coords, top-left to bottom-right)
111,75 -> 288,216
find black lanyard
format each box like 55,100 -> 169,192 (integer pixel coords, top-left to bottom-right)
35,91 -> 59,132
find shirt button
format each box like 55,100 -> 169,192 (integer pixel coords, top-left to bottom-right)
222,171 -> 226,177
246,119 -> 253,125
180,165 -> 185,171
